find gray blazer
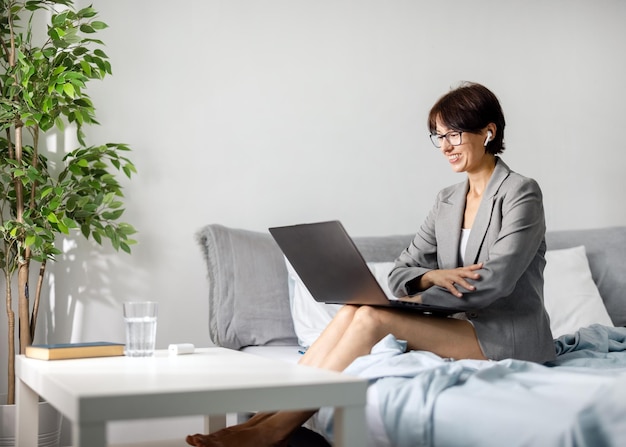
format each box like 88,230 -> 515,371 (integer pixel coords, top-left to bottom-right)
389,158 -> 555,363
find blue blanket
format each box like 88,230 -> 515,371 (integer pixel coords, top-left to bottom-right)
317,324 -> 626,447
549,324 -> 626,367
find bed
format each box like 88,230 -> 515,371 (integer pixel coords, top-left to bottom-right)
196,224 -> 626,446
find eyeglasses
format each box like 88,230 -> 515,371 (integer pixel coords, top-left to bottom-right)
429,131 -> 463,148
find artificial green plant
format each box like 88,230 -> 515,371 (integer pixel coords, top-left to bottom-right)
0,0 -> 137,404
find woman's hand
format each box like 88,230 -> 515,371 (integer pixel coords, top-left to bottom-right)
421,263 -> 483,298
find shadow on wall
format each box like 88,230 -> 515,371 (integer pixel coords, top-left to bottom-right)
38,236 -> 142,345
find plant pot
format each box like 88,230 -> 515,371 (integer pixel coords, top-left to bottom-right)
0,395 -> 62,447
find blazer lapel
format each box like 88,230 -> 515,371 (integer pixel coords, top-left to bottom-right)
464,158 -> 511,264
437,181 -> 467,269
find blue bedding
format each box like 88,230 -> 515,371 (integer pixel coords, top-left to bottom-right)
317,324 -> 626,447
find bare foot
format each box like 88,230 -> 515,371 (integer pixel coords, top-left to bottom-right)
186,433 -> 220,446
243,411 -> 276,426
186,410 -> 315,447
185,425 -> 287,447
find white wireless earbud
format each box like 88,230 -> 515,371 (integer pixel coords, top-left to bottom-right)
484,131 -> 493,146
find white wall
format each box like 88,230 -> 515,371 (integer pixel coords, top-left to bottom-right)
3,0 -> 626,443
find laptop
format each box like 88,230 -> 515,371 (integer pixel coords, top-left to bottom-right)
269,220 -> 464,316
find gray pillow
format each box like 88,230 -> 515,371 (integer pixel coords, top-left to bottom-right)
196,224 -> 297,349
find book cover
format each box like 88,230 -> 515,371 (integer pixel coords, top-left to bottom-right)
25,341 -> 125,360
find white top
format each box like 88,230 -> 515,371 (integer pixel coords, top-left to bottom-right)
460,228 -> 471,265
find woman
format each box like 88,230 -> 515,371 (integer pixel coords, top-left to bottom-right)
186,82 -> 555,447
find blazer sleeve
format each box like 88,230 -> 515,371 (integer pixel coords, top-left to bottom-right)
388,192 -> 442,297
390,177 -> 546,311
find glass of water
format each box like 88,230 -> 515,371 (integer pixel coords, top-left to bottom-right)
123,301 -> 158,357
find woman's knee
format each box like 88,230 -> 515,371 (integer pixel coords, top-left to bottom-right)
335,304 -> 358,321
351,306 -> 384,329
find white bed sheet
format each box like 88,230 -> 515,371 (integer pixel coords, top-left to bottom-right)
433,365 -> 626,446
243,334 -> 626,447
319,326 -> 626,447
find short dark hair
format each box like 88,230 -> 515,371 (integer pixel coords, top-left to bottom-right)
428,82 -> 506,155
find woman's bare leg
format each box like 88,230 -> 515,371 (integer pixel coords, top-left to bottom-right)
186,306 -> 485,446
318,306 -> 487,370
298,305 -> 359,367
304,305 -> 485,372
185,306 -> 360,446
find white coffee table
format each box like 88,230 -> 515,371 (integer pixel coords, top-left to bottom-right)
16,347 -> 368,447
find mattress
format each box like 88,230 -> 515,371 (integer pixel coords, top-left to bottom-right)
243,325 -> 626,447
240,345 -> 303,363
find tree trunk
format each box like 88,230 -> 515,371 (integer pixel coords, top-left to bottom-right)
5,270 -> 15,405
30,260 -> 47,341
17,262 -> 31,355
13,94 -> 31,363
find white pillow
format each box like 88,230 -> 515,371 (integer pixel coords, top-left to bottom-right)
285,260 -> 395,347
543,245 -> 614,338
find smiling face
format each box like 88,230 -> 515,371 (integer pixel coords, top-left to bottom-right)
427,82 -> 506,156
435,116 -> 495,175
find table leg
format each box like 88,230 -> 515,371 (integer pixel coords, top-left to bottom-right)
204,414 -> 227,433
73,422 -> 107,447
333,404 -> 367,447
16,377 -> 39,447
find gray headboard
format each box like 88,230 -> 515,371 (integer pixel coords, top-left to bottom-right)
545,227 -> 626,328
197,225 -> 626,349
